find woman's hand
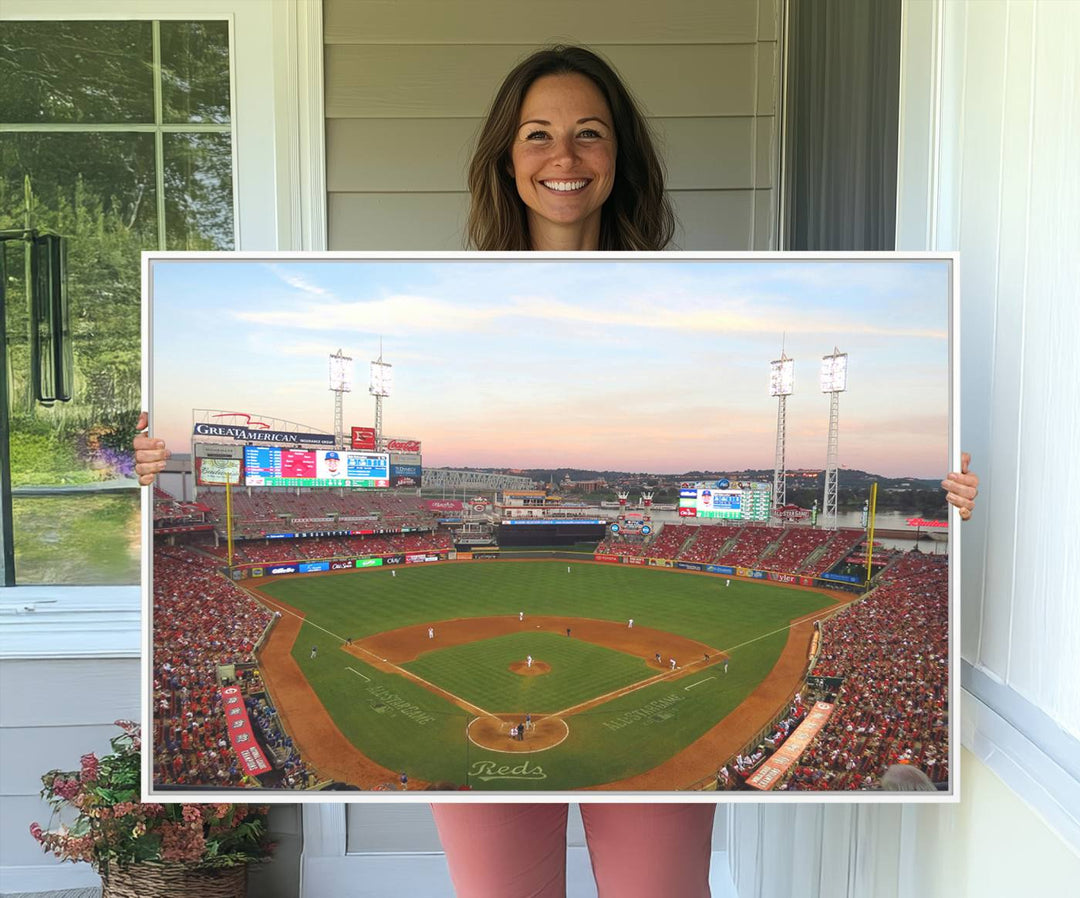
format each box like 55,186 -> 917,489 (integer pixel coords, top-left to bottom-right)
133,411 -> 171,486
941,451 -> 979,521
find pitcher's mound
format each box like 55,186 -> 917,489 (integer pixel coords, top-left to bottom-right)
468,714 -> 569,752
509,660 -> 550,676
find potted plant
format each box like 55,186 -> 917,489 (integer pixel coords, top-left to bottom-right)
30,720 -> 273,897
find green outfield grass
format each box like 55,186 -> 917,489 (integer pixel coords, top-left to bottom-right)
258,561 -> 837,790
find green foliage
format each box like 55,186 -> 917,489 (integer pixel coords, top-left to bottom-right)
12,493 -> 140,585
31,722 -> 273,874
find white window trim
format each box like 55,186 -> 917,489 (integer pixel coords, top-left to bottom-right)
0,0 -> 326,659
896,0 -> 1080,854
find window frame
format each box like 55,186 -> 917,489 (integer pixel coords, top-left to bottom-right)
0,0 -> 325,656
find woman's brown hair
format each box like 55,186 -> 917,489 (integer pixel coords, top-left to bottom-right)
467,46 -> 675,251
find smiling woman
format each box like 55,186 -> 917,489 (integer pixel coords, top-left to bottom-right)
466,45 -> 674,252
509,73 -> 617,250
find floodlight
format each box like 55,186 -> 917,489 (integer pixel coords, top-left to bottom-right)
329,353 -> 352,392
370,359 -> 393,397
820,350 -> 848,393
770,357 -> 794,396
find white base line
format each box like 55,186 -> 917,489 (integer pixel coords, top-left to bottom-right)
685,677 -> 715,690
347,667 -> 371,682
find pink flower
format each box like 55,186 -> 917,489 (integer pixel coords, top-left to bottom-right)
29,822 -> 44,842
160,821 -> 206,863
52,777 -> 80,801
181,804 -> 202,824
80,753 -> 100,782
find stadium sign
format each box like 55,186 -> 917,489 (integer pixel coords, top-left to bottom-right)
351,426 -> 376,450
426,500 -> 463,512
299,561 -> 330,573
406,553 -> 440,564
705,565 -> 735,575
330,560 -> 353,570
820,572 -> 861,583
357,558 -> 384,568
195,443 -> 244,459
385,438 -> 421,453
192,423 -> 336,445
220,686 -> 272,775
384,555 -> 405,565
267,565 -> 297,575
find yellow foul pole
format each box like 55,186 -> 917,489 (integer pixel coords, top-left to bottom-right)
864,481 -> 878,587
226,475 -> 234,568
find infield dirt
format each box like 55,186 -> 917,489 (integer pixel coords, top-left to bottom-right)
253,575 -> 848,790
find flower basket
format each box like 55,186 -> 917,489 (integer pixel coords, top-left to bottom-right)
31,721 -> 273,892
101,862 -> 247,898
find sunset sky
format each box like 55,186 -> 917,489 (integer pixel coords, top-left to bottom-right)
149,256 -> 951,478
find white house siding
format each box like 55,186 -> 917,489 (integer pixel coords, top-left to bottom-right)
0,656 -> 141,896
323,0 -> 781,250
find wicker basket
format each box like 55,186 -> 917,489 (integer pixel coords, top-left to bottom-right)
100,862 -> 247,898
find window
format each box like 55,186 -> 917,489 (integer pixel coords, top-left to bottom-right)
1,19 -> 234,585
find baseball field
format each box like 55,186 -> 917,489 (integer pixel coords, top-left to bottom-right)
250,560 -> 844,790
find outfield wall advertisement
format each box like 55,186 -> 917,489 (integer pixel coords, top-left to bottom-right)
245,552 -> 445,577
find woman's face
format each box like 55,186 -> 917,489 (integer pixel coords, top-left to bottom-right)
509,73 -> 617,249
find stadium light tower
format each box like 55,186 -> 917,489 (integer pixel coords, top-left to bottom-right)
369,342 -> 393,444
329,349 -> 352,448
820,347 -> 848,530
769,351 -> 794,519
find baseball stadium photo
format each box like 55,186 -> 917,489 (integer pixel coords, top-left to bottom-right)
146,255 -> 954,796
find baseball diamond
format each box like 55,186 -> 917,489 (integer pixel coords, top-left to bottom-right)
249,559 -> 848,790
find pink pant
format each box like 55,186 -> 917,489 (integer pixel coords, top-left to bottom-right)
431,802 -> 716,898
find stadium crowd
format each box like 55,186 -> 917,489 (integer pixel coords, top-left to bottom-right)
678,523 -> 738,563
597,520 -> 871,578
777,551 -> 949,790
198,489 -> 446,538
152,544 -> 315,789
712,551 -> 947,791
760,527 -> 833,573
196,531 -> 455,566
716,525 -> 779,567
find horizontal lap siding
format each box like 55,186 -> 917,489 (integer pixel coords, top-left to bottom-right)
324,0 -> 761,45
324,0 -> 780,250
0,657 -> 139,870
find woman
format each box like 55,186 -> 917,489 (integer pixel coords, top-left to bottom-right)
135,45 -> 978,898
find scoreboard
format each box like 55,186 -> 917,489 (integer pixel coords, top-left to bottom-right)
678,480 -> 772,522
243,446 -> 389,487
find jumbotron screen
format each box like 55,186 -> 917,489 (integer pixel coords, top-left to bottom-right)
678,480 -> 772,521
243,446 -> 389,487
